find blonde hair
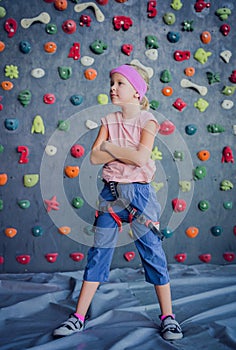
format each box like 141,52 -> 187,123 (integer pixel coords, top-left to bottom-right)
128,64 -> 150,110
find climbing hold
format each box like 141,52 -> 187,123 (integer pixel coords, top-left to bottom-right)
0,6 -> 6,18
0,256 -> 4,264
220,24 -> 230,36
223,252 -> 235,263
0,173 -> 8,186
145,35 -> 159,49
44,196 -> 60,212
84,225 -> 94,236
64,166 -> 80,178
160,70 -> 172,83
216,7 -> 231,21
174,253 -> 187,263
167,31 -> 180,43
1,81 -> 14,91
145,49 -> 158,61
220,180 -> 233,191
171,0 -> 183,10
4,18 -> 18,38
199,254 -> 211,263
121,44 -> 133,56
131,59 -> 154,78
0,145 -> 4,153
74,2 -> 105,22
186,226 -> 199,238
58,226 -> 71,235
17,146 -> 29,164
163,12 -> 176,25
70,252 -> 84,262
159,120 -> 175,135
211,225 -> 222,237
97,94 -> 108,105
172,198 -> 186,212
43,93 -> 55,104
68,42 -> 80,60
221,100 -> 234,110
72,196 -> 84,208
21,12 -> 50,28
18,89 -> 32,107
62,19 -> 76,34
229,70 -> 236,84
194,48 -> 212,64
222,86 -> 236,96
18,199 -> 30,209
151,181 -> 164,192
71,144 -> 85,158
5,118 -> 19,131
149,100 -> 159,110
44,41 -> 57,53
45,145 -> 57,156
193,166 -> 206,180
86,120 -> 98,129
70,95 -> 83,106
174,150 -> 184,161
58,66 -> 72,80
174,50 -> 190,61
58,120 -> 70,131
84,68 -> 97,80
5,64 -> 19,79
223,201 -> 233,210
198,200 -> 209,211
0,41 -> 5,52
185,124 -> 197,135
206,71 -> 220,85
162,86 -> 173,97
113,16 -> 133,30
124,251 -> 135,262
220,50 -> 232,63
200,31 -> 211,44
24,174 -> 39,188
207,124 -> 225,133
151,146 -> 162,161
81,56 -> 94,66
161,228 -> 173,239
31,115 -> 45,134
45,23 -> 57,34
182,20 -> 194,32
181,79 -> 208,96
179,181 -> 191,192
147,0 -> 157,18
90,40 -> 107,54
194,98 -> 209,112
173,98 -> 187,111
16,255 -> 31,264
32,225 -> 44,237
221,146 -> 234,163
80,14 -> 92,27
184,67 -> 195,77
31,68 -> 45,78
54,0 -> 68,10
45,253 -> 58,263
5,227 -> 17,238
197,149 -> 210,161
194,0 -> 211,12
19,40 -> 31,54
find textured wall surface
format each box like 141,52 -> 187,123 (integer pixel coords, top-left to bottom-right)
0,0 -> 235,273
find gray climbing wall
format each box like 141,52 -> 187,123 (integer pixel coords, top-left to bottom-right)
0,0 -> 235,273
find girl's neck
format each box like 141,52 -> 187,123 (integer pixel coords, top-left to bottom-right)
121,103 -> 141,119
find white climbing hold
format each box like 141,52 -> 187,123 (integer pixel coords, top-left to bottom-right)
145,49 -> 158,61
21,12 -> 50,29
130,59 -> 154,78
86,120 -> 98,129
180,78 -> 208,96
221,99 -> 234,110
45,145 -> 57,156
220,50 -> 232,63
81,56 -> 94,66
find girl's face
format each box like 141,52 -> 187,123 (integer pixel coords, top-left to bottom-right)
110,73 -> 139,106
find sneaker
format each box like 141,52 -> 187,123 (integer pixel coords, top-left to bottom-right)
160,316 -> 183,341
53,313 -> 84,337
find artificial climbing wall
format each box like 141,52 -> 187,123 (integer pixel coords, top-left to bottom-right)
0,0 -> 235,273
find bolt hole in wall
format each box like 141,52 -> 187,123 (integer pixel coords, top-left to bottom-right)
0,0 -> 235,272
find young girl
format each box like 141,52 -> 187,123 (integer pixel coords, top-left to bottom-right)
53,64 -> 183,341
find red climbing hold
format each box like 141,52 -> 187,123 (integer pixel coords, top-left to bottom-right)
16,254 -> 31,264
45,253 -> 58,263
124,251 -> 135,262
113,16 -> 133,30
147,1 -> 157,18
159,120 -> 176,135
223,252 -> 235,263
4,18 -> 18,38
174,253 -> 187,263
70,252 -> 84,262
199,254 -> 211,263
221,146 -> 234,163
172,198 -> 187,212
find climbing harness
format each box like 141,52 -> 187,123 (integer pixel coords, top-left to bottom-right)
95,181 -> 164,240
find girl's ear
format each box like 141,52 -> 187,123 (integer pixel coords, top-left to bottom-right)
134,91 -> 140,98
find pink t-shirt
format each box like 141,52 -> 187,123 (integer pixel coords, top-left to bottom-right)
101,110 -> 159,183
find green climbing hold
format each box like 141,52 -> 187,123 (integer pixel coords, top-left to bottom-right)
18,89 -> 32,107
18,199 -> 31,209
160,69 -> 172,83
58,66 -> 72,80
58,120 -> 70,131
72,196 -> 84,209
198,200 -> 210,211
193,166 -> 207,180
150,100 -> 159,110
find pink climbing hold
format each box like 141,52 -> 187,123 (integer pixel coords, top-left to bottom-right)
159,120 -> 176,135
172,198 -> 187,212
44,196 -> 60,212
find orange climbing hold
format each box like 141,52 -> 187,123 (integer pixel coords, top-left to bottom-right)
197,149 -> 210,161
162,86 -> 173,96
84,68 -> 97,80
58,226 -> 71,235
0,173 -> 8,186
44,42 -> 57,53
54,0 -> 68,10
0,41 -> 5,52
184,67 -> 195,77
200,31 -> 211,44
64,166 -> 80,178
185,226 -> 199,238
5,227 -> 17,238
1,81 -> 14,91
